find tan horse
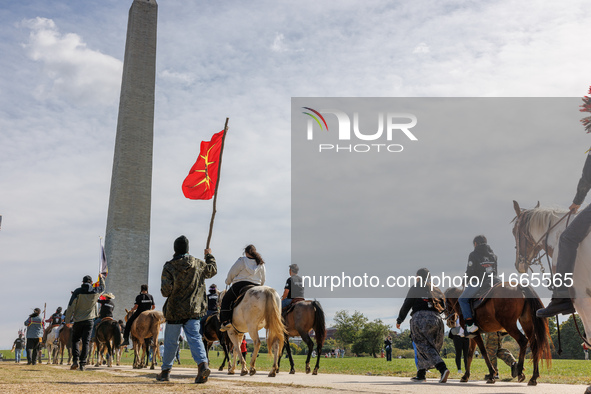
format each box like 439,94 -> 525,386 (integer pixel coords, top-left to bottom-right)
124,309 -> 165,369
221,286 -> 285,377
43,326 -> 60,364
278,300 -> 326,375
57,324 -> 73,365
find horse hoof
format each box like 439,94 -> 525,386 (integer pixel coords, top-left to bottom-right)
94,363 -> 99,367
228,370 -> 235,375
460,378 -> 468,383
240,369 -> 248,376
306,367 -> 310,374
218,367 -> 224,372
249,368 -> 256,376
486,379 -> 495,384
312,368 -> 318,375
518,374 -> 526,383
150,365 -> 154,370
268,371 -> 276,378
528,380 -> 537,386
290,369 -> 295,374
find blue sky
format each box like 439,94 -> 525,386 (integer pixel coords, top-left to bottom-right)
2,0 -> 591,348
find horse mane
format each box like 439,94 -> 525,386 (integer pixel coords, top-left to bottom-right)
523,207 -> 569,235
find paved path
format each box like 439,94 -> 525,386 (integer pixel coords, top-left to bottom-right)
71,363 -> 591,394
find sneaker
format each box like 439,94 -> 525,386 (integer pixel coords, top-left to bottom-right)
121,339 -> 130,347
410,376 -> 426,382
70,363 -> 78,370
458,369 -> 462,374
536,298 -> 575,318
466,324 -> 479,334
439,369 -> 450,383
79,365 -> 85,371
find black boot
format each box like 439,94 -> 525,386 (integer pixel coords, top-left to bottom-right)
156,369 -> 170,381
411,369 -> 426,382
195,362 -> 210,384
536,287 -> 575,317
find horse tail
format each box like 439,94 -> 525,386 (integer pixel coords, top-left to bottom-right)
112,320 -> 121,349
311,300 -> 326,348
263,287 -> 287,358
522,285 -> 552,368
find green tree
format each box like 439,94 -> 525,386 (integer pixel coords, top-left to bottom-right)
353,319 -> 391,357
392,329 -> 412,350
333,310 -> 367,350
551,314 -> 586,359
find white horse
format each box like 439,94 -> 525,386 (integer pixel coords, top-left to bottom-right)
512,202 -> 591,351
44,326 -> 60,364
221,286 -> 285,377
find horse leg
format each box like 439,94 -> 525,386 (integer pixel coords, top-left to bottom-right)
221,336 -> 231,371
227,332 -> 239,375
284,335 -> 295,374
460,338 -> 477,382
473,334 -> 497,384
506,321 -> 530,384
301,331 -> 315,374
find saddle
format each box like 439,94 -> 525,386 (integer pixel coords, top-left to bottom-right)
231,284 -> 256,310
282,298 -> 305,317
470,281 -> 503,312
100,316 -> 114,322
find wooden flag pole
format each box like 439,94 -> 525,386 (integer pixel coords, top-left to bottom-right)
206,118 -> 229,249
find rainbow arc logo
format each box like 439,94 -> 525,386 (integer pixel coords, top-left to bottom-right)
302,107 -> 329,132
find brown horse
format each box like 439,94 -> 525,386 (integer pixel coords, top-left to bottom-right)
202,313 -> 233,371
124,309 -> 165,369
278,300 -> 326,375
94,318 -> 122,367
57,324 -> 73,365
444,285 -> 552,386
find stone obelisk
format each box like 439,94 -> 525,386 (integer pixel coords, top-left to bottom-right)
105,0 -> 157,319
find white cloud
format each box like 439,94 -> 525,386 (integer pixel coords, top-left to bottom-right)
21,17 -> 122,106
271,32 -> 287,52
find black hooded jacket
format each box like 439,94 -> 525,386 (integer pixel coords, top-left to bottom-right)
465,243 -> 498,281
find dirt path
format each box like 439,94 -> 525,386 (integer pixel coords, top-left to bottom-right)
47,363 -> 591,393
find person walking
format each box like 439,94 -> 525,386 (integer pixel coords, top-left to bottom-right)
396,268 -> 449,383
483,331 -> 517,379
449,317 -> 469,373
384,335 -> 393,361
156,235 -> 217,384
24,308 -> 44,365
121,284 -> 155,347
11,333 -> 26,363
65,274 -> 105,371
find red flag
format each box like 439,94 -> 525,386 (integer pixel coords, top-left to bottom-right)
182,130 -> 224,200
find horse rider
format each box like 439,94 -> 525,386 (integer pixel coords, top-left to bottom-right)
536,148 -> 591,317
280,263 -> 304,310
121,284 -> 155,347
199,284 -> 219,335
92,292 -> 115,339
458,235 -> 498,334
219,244 -> 266,331
45,307 -> 64,342
65,274 -> 105,370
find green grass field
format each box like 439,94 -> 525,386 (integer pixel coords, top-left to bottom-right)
3,348 -> 590,385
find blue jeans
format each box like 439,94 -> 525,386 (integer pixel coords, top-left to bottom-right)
162,319 -> 207,371
15,350 -> 21,363
281,299 -> 291,309
458,285 -> 480,320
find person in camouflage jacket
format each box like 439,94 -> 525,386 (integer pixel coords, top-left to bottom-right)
157,235 -> 217,384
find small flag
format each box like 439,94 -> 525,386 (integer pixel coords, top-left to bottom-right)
94,239 -> 108,288
182,130 -> 224,200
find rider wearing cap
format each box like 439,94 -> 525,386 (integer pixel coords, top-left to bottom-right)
281,263 -> 304,309
458,235 -> 498,334
121,284 -> 155,347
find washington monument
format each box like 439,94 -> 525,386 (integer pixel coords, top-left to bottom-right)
105,0 -> 157,318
